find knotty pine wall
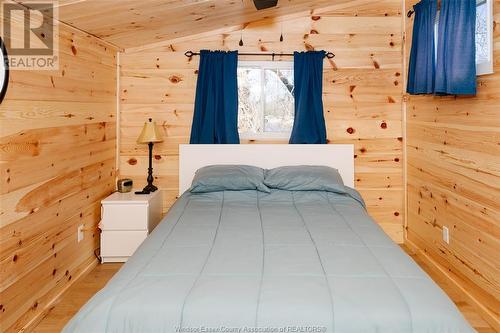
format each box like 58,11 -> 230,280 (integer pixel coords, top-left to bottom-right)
0,17 -> 117,332
119,2 -> 405,243
404,0 -> 500,329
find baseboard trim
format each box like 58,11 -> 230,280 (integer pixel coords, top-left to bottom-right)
405,239 -> 499,331
19,257 -> 99,333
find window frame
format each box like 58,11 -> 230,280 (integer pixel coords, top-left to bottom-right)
237,60 -> 294,140
475,0 -> 494,75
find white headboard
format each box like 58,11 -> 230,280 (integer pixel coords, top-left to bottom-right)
178,144 -> 354,194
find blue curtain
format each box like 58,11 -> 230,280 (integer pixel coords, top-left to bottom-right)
407,0 -> 437,95
190,50 -> 240,144
435,0 -> 476,95
289,51 -> 327,144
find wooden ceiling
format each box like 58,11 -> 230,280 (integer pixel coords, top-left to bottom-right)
17,0 -> 365,51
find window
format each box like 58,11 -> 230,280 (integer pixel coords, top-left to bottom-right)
434,0 -> 494,76
237,61 -> 294,139
475,0 -> 493,75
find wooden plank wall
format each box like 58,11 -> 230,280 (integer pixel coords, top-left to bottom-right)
0,15 -> 117,333
119,1 -> 405,243
404,0 -> 500,329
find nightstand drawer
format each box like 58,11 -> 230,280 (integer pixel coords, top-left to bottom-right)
101,230 -> 148,258
101,204 -> 148,230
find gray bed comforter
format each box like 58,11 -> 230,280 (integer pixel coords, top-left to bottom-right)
64,189 -> 473,333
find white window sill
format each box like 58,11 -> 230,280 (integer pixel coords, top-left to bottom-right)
476,61 -> 494,76
239,132 -> 291,141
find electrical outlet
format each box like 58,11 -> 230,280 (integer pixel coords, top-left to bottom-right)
442,226 -> 450,244
77,224 -> 84,243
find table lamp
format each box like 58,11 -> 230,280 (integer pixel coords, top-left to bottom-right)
136,118 -> 163,194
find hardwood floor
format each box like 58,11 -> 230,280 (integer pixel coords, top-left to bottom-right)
33,247 -> 494,332
33,263 -> 122,333
403,246 -> 496,333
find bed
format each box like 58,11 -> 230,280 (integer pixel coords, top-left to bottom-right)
64,145 -> 473,333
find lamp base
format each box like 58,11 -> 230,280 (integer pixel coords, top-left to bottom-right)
142,183 -> 158,193
138,142 -> 158,194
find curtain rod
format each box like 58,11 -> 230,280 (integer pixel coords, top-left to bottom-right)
407,0 -> 444,17
184,50 -> 335,60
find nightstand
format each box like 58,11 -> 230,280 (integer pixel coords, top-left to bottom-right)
99,190 -> 162,263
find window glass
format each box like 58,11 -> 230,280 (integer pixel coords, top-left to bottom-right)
238,67 -> 263,134
237,61 -> 294,138
263,68 -> 294,132
475,0 -> 489,64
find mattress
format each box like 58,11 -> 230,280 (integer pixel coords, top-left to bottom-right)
64,189 -> 473,333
